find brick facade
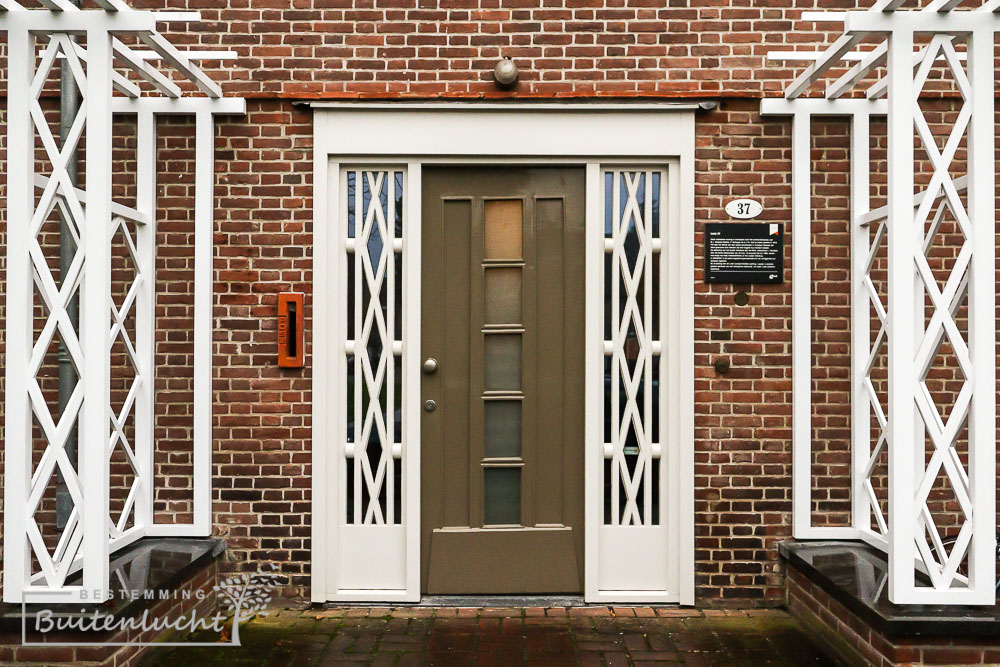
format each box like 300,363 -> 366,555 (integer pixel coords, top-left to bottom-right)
787,566 -> 1000,666
0,0 -> 992,607
0,557 -> 219,667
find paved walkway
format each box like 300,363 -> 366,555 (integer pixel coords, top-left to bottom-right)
144,606 -> 838,666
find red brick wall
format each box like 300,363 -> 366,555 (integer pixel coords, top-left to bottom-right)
125,0 -> 847,100
0,0 -> 993,605
210,102 -> 314,587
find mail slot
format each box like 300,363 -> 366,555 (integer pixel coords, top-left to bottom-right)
277,292 -> 304,368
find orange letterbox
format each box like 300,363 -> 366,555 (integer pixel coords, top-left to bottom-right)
277,292 -> 304,368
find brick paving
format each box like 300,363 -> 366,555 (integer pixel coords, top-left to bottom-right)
143,606 -> 838,666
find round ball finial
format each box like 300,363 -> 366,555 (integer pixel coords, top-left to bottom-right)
493,57 -> 518,87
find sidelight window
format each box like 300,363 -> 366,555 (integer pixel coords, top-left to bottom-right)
602,169 -> 665,527
343,169 -> 405,525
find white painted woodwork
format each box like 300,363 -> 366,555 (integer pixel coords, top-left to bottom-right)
318,164 -> 416,601
313,106 -> 696,604
594,169 -> 677,601
767,1 -> 998,606
0,2 -> 242,603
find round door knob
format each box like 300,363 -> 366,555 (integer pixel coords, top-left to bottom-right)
424,399 -> 437,413
422,358 -> 438,374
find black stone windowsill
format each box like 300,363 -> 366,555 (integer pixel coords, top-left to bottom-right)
781,540 -> 1000,639
0,537 -> 225,633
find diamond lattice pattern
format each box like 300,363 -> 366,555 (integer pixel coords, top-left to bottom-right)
345,170 -> 403,525
909,35 -> 974,590
24,34 -> 90,589
603,170 -> 663,527
108,217 -> 143,540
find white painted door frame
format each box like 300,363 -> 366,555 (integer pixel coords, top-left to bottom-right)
311,103 -> 695,604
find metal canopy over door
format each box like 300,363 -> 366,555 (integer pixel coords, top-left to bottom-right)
420,167 -> 586,594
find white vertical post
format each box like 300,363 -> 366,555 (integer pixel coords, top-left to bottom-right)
3,24 -> 34,605
82,27 -> 113,601
886,27 -> 916,604
134,110 -> 157,532
641,172 -> 653,523
351,170 -> 362,525
676,127 -> 696,605
850,112 -> 871,535
403,162 -> 422,602
965,25 -> 996,606
610,171 -> 621,526
791,112 -> 812,539
385,173 -> 397,527
583,162 -> 602,601
311,120 -> 330,603
192,110 -> 214,534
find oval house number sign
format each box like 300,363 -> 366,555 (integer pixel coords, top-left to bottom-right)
725,198 -> 763,220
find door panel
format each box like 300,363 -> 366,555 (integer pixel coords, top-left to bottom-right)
421,167 -> 586,594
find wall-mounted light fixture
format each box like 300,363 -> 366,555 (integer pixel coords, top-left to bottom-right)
493,57 -> 518,88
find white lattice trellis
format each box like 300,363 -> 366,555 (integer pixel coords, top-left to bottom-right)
858,202 -> 890,551
2,1 -> 244,604
908,32 -> 977,594
763,0 -> 997,606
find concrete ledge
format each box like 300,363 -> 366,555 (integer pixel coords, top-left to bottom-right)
780,540 -> 1000,639
0,538 -> 225,666
0,537 -> 225,632
782,540 -> 1000,666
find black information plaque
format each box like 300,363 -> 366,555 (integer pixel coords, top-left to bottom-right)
705,222 -> 783,284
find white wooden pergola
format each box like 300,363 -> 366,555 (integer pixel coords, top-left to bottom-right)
764,0 -> 996,605
1,0 -> 243,603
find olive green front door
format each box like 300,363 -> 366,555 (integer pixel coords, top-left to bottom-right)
420,167 -> 586,594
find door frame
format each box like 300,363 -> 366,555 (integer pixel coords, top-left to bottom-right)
312,103 -> 696,604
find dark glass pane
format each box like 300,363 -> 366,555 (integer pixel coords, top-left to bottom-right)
484,334 -> 521,391
603,355 -> 612,444
651,354 -> 660,444
485,267 -> 521,325
347,171 -> 356,238
485,401 -> 521,458
604,171 -> 613,237
484,467 -> 521,525
604,251 -> 613,341
652,252 -> 660,340
346,353 -> 355,444
367,202 -> 383,270
651,171 -> 661,238
394,251 -> 403,340
346,252 -> 355,337
394,355 -> 402,444
394,171 -> 404,238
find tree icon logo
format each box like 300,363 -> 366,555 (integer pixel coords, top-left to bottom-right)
213,566 -> 281,645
